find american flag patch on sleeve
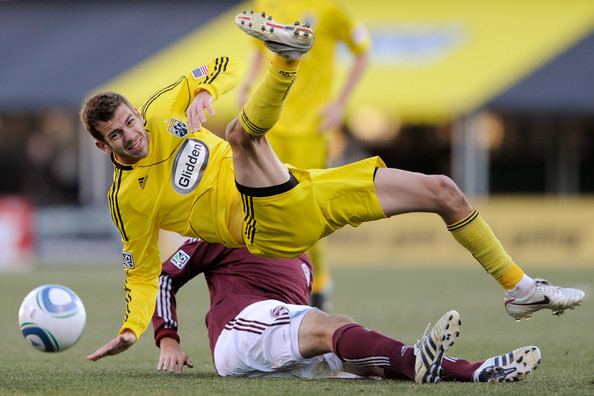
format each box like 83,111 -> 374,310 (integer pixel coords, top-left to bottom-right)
192,64 -> 209,79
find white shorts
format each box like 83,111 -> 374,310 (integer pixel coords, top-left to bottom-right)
213,300 -> 360,379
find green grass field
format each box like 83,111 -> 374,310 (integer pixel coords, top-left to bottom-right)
1,265 -> 592,395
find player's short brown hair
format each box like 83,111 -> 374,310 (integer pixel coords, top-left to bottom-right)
80,92 -> 133,141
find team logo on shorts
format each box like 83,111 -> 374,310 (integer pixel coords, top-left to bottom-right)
170,250 -> 190,270
122,251 -> 134,269
271,305 -> 289,318
168,118 -> 188,138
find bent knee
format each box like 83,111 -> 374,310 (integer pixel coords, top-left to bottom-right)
427,175 -> 469,213
225,117 -> 264,149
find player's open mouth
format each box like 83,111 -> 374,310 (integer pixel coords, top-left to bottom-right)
128,138 -> 144,153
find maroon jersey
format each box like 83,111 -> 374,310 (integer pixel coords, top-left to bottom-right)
152,239 -> 312,353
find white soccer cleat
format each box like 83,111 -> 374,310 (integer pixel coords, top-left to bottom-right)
235,10 -> 314,59
473,346 -> 541,382
414,310 -> 461,384
504,279 -> 585,320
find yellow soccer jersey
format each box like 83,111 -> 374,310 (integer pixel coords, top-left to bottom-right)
254,0 -> 370,136
108,56 -> 245,338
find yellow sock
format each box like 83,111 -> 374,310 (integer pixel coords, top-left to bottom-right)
309,240 -> 331,294
239,55 -> 299,137
448,210 -> 524,290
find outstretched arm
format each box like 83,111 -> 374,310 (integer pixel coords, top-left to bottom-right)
319,51 -> 369,131
237,50 -> 266,107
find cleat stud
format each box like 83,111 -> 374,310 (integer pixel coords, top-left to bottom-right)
241,20 -> 244,25
261,26 -> 265,31
269,27 -> 273,33
248,22 -> 252,27
455,331 -> 460,337
446,324 -> 450,329
243,10 -> 246,14
304,32 -> 309,37
294,21 -> 300,25
268,16 -> 272,20
304,22 -> 311,28
250,10 -> 254,14
293,30 -> 299,36
261,11 -> 266,17
448,315 -> 453,320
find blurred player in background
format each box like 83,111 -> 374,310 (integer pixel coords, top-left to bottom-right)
81,11 -> 584,362
152,238 -> 541,383
237,0 -> 371,310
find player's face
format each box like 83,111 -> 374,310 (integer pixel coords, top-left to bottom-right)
95,104 -> 149,164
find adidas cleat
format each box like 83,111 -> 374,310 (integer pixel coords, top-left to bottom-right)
414,310 -> 461,384
235,10 -> 314,59
505,279 -> 585,320
473,346 -> 541,382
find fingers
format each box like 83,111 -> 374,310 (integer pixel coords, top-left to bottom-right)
205,101 -> 215,118
186,95 -> 215,132
87,332 -> 136,361
186,106 -> 202,132
86,349 -> 104,361
157,353 -> 193,374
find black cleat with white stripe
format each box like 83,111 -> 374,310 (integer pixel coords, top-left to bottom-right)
413,310 -> 461,384
473,346 -> 541,382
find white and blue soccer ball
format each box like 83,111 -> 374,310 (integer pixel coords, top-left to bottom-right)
18,284 -> 86,352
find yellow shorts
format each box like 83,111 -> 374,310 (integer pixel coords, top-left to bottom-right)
239,156 -> 387,258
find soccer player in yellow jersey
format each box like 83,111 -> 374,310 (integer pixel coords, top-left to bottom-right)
82,11 -> 584,361
238,0 -> 370,310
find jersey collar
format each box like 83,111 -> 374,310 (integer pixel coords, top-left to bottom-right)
110,154 -> 133,170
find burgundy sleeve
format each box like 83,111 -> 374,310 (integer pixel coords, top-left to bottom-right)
152,239 -> 219,347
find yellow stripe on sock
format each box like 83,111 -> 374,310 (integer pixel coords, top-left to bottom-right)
498,263 -> 525,290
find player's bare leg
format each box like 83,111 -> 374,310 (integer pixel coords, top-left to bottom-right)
228,11 -> 313,188
374,168 -> 585,318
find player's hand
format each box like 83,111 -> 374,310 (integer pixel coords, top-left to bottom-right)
86,330 -> 137,361
157,337 -> 194,374
319,101 -> 346,132
186,90 -> 215,132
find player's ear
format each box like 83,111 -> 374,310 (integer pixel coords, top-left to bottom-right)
95,140 -> 112,155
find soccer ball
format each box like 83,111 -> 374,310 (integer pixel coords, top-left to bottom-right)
18,284 -> 86,352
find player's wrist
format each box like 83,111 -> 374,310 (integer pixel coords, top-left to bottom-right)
159,336 -> 180,351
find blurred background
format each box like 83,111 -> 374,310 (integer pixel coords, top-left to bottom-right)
1,0 -> 593,269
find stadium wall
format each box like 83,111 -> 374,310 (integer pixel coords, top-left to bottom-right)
325,197 -> 594,268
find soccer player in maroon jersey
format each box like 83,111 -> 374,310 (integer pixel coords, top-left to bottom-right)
152,239 -> 541,383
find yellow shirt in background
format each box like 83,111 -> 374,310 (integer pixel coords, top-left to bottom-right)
254,0 -> 370,137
